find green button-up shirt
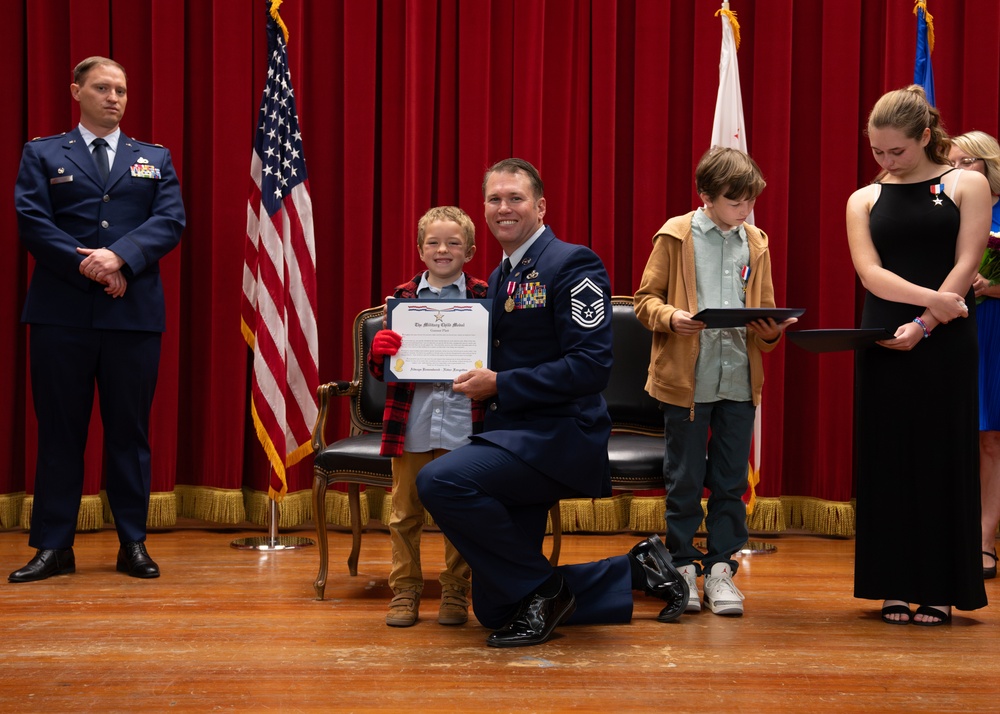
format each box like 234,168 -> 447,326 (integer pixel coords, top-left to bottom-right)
691,207 -> 752,403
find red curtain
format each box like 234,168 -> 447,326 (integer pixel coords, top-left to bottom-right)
3,0 -> 999,531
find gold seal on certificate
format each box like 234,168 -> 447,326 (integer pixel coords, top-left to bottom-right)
385,299 -> 493,382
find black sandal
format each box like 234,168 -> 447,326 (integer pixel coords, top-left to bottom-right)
913,605 -> 951,627
881,603 -> 911,625
984,550 -> 998,580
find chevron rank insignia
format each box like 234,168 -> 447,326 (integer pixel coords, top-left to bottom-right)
570,277 -> 606,329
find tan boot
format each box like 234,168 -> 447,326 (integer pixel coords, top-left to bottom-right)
438,587 -> 470,625
386,588 -> 420,627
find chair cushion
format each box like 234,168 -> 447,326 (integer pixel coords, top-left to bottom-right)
607,432 -> 665,491
314,432 -> 393,487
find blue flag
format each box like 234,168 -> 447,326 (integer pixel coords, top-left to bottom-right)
913,3 -> 935,106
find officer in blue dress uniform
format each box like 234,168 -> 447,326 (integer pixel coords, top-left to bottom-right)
417,159 -> 688,647
10,57 -> 185,583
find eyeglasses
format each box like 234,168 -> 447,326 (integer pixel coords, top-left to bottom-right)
952,157 -> 982,167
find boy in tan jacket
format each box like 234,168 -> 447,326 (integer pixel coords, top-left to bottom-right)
634,147 -> 796,616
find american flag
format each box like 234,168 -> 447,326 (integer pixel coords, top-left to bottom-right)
241,0 -> 318,502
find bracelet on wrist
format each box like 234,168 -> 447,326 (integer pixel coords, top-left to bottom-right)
913,316 -> 931,339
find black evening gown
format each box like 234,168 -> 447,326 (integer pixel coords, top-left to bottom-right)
853,170 -> 987,610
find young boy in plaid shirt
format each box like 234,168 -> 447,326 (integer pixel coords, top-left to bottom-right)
368,206 -> 488,627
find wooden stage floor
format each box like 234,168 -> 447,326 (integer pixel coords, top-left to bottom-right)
0,526 -> 996,713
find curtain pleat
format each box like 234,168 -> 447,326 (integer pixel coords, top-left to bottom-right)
4,0 -> 999,533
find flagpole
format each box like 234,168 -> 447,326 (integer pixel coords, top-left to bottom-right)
708,0 -> 775,556
231,469 -> 314,551
232,0 -> 318,552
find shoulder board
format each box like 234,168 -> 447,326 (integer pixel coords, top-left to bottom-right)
131,138 -> 166,148
30,132 -> 68,142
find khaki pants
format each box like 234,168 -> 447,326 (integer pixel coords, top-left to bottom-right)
389,450 -> 471,592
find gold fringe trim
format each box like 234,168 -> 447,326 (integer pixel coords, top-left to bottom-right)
627,496 -> 667,533
368,488 -> 389,526
146,492 -> 177,528
782,496 -> 856,537
745,496 -> 785,533
323,491 -> 600,535
0,492 -> 24,529
241,317 -> 255,351
244,488 -> 313,527
99,491 -> 178,528
76,496 -> 106,530
20,493 -> 107,530
24,495 -> 107,531
249,399 -> 289,502
323,488 -> 370,527
715,7 -> 742,51
176,485 -> 247,524
270,0 -> 290,44
594,494 -> 632,532
558,498 -> 598,532
914,1 -> 935,53
10,488 -> 863,538
277,489 -> 312,527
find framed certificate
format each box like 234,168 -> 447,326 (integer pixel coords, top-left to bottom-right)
385,299 -> 492,382
691,307 -> 806,329
786,328 -> 893,353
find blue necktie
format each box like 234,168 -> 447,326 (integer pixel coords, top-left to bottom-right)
91,137 -> 110,184
501,258 -> 512,282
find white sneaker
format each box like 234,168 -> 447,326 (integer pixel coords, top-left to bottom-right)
678,564 -> 701,613
703,563 -> 744,616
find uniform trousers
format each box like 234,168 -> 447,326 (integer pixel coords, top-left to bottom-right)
28,324 -> 161,549
417,440 -> 633,629
662,399 -> 755,575
389,449 -> 470,593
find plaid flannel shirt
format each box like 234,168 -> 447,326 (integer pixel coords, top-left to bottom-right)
368,272 -> 489,457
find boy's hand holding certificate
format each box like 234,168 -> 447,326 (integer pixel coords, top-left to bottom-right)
385,298 -> 492,382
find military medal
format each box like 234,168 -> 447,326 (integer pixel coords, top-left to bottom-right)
930,183 -> 944,206
505,280 -> 516,312
740,264 -> 751,294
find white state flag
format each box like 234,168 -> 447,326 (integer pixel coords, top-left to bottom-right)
710,8 -> 747,154
710,6 -> 761,508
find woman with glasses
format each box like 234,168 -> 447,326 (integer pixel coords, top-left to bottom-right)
949,131 -> 1000,581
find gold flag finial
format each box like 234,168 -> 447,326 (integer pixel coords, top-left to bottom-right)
913,1 -> 935,53
270,0 -> 290,44
715,7 -> 742,52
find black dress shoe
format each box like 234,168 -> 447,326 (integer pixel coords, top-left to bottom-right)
486,576 -> 577,648
628,534 -> 689,622
117,541 -> 160,578
8,548 -> 76,583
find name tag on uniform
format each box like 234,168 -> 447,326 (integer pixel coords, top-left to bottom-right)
50,175 -> 73,184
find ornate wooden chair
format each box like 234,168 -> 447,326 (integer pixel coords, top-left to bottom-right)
311,306 -> 390,598
310,305 -> 562,599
